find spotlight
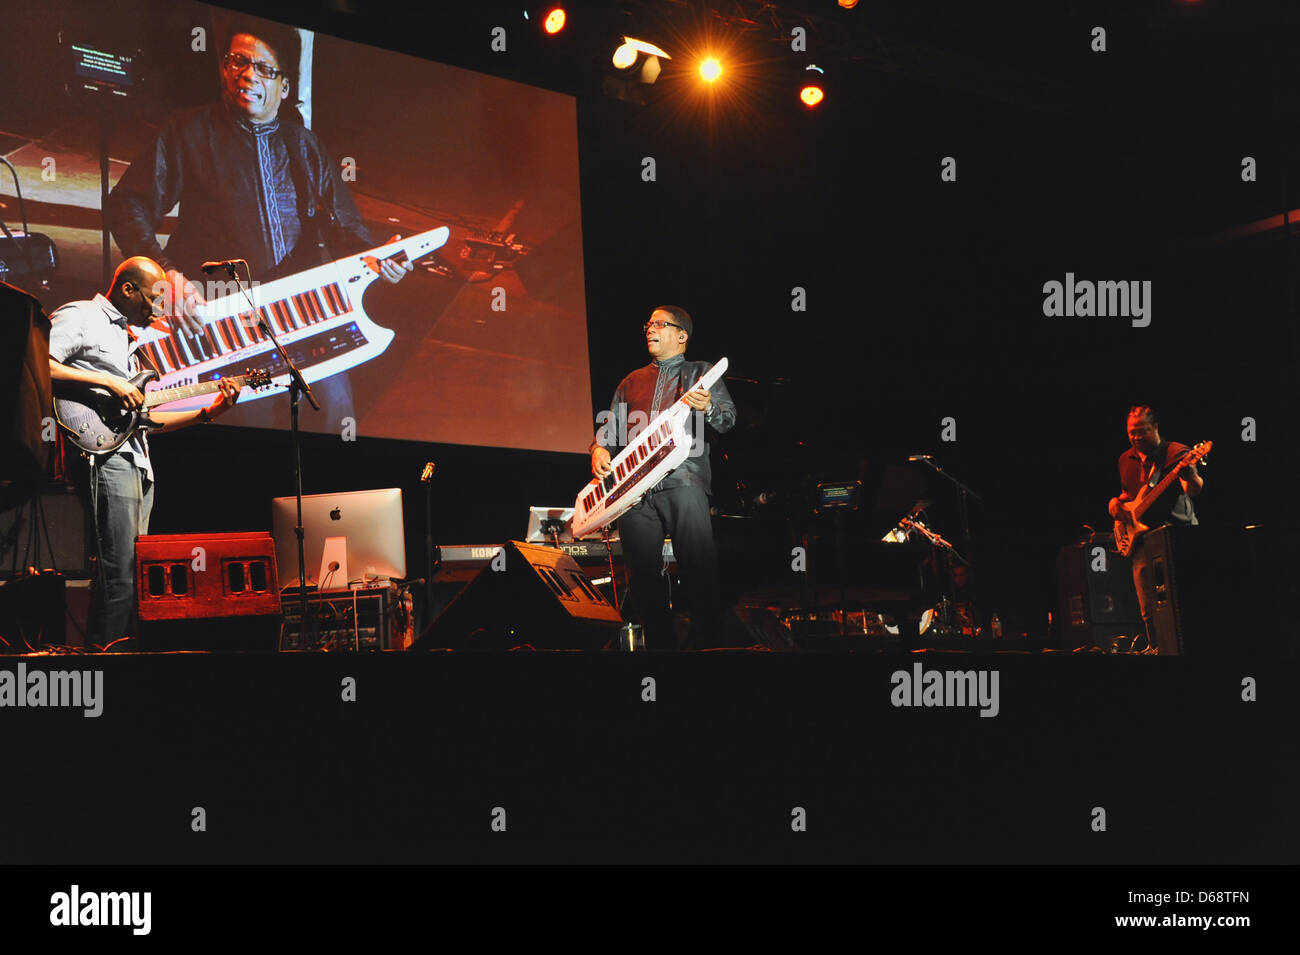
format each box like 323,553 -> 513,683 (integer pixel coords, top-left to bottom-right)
612,42 -> 638,70
612,36 -> 671,81
838,0 -> 860,8
523,6 -> 567,36
699,57 -> 722,83
799,64 -> 826,108
605,36 -> 671,100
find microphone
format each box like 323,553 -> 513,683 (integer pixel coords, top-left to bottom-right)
907,454 -> 934,462
200,259 -> 240,274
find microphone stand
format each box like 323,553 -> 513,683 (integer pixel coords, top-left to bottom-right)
909,456 -> 982,637
915,457 -> 982,554
420,461 -> 436,630
210,260 -> 319,647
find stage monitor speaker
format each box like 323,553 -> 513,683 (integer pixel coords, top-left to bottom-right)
1142,524 -> 1276,658
729,606 -> 799,651
414,540 -> 623,650
1056,539 -> 1142,649
136,532 -> 280,651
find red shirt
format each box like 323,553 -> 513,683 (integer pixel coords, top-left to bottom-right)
1117,440 -> 1197,527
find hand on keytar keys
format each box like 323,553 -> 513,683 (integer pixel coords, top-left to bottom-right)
163,269 -> 207,338
366,235 -> 415,284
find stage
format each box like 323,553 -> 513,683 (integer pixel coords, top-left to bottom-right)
3,642 -> 1292,865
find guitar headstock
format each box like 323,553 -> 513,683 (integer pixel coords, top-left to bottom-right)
243,369 -> 274,390
1190,439 -> 1212,465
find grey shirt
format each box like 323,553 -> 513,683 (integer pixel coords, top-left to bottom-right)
49,294 -> 153,480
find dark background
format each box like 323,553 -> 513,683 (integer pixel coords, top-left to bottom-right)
4,0 -> 1297,885
12,0 -> 1297,632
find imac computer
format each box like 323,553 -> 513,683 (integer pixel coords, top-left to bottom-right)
271,488 -> 406,590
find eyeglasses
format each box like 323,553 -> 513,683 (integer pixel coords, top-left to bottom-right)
223,52 -> 283,80
642,321 -> 683,333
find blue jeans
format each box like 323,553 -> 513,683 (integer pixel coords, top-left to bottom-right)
79,453 -> 153,648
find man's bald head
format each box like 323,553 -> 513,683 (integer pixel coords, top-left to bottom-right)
108,256 -> 168,326
111,256 -> 167,296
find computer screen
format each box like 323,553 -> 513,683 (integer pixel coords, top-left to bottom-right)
271,487 -> 405,589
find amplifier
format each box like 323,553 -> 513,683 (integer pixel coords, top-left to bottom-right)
0,572 -> 65,648
1056,538 -> 1142,649
279,584 -> 413,651
136,532 -> 279,651
1142,524 -> 1280,658
0,484 -> 89,579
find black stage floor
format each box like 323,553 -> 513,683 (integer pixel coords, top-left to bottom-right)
3,644 -> 1294,865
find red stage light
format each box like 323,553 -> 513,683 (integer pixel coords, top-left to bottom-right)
544,8 -> 566,34
800,85 -> 824,107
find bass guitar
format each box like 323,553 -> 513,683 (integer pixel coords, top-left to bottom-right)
55,369 -> 272,455
1113,439 -> 1212,557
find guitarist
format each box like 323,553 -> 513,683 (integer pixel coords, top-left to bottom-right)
1107,405 -> 1203,648
48,256 -> 242,650
590,307 -> 737,650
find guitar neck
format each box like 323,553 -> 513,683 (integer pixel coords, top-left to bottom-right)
144,377 -> 237,410
1132,447 -> 1199,520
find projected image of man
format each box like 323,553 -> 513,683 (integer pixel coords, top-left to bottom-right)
105,17 -> 411,424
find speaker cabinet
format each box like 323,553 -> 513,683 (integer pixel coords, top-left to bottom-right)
0,484 -> 89,579
414,540 -> 623,650
1056,539 -> 1142,649
136,532 -> 280,651
0,573 -> 66,647
1142,524 -> 1278,658
0,282 -> 53,511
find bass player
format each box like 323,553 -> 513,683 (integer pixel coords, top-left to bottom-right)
48,256 -> 242,650
1107,404 -> 1204,649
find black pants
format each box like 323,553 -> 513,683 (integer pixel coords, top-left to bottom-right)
618,484 -> 722,651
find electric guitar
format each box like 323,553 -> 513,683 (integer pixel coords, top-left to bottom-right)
1112,439 -> 1212,557
55,369 -> 272,455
